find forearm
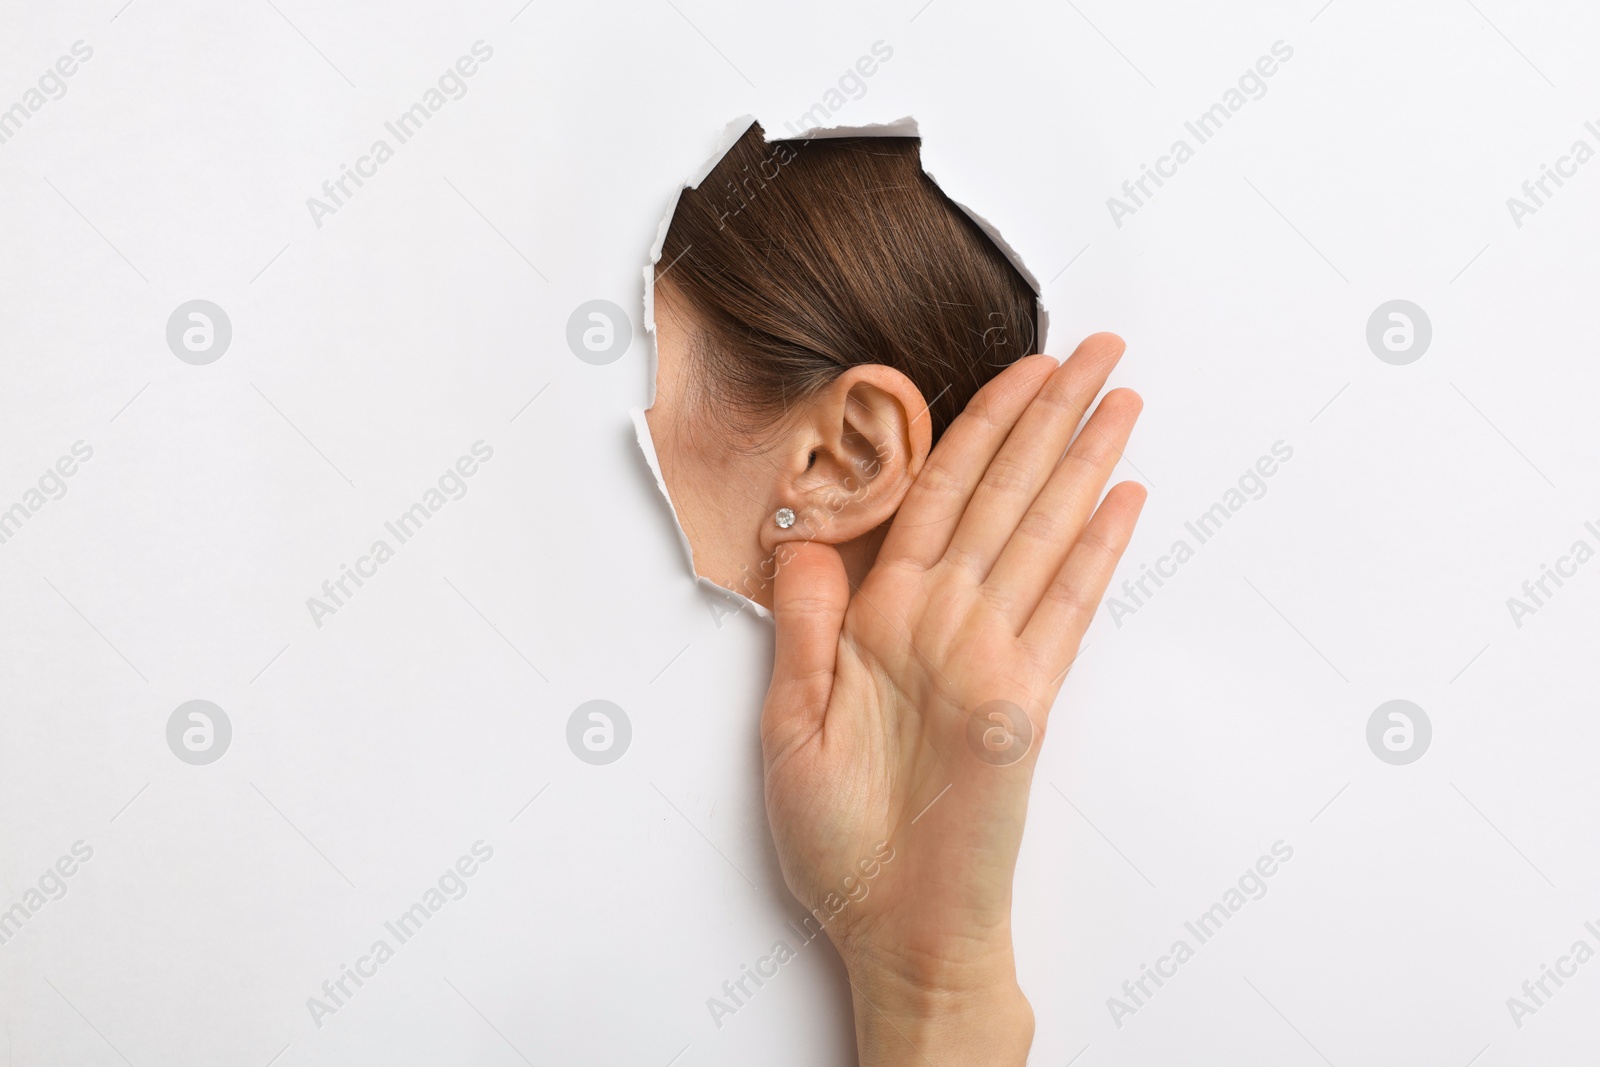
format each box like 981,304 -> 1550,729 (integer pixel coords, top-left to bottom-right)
847,955 -> 1034,1066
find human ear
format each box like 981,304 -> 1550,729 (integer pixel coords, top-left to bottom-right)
759,364 -> 932,551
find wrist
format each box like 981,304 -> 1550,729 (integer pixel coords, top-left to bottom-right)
845,951 -> 1034,1067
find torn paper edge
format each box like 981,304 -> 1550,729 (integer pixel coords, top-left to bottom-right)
631,113 -> 1050,618
629,406 -> 766,619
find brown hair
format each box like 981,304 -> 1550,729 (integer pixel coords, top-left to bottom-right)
655,122 -> 1039,443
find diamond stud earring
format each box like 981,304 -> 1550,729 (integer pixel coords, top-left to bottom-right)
774,507 -> 796,529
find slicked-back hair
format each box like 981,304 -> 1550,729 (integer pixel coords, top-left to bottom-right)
656,123 -> 1039,443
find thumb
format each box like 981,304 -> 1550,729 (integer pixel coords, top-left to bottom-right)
761,540 -> 849,756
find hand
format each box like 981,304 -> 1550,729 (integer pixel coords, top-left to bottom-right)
760,335 -> 1146,1066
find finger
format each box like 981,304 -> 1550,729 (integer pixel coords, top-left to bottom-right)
877,353 -> 1058,570
1021,480 -> 1147,679
942,333 -> 1126,581
985,387 -> 1143,629
760,540 -> 850,763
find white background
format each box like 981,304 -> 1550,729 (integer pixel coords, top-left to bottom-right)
1,1 -> 1597,1064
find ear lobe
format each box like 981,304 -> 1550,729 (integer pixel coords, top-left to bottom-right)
775,365 -> 931,547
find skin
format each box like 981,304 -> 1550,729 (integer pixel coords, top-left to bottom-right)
647,292 -> 1146,1065
645,282 -> 933,607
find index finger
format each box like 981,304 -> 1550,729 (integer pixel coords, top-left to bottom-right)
877,353 -> 1058,570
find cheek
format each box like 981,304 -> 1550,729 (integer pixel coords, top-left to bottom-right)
644,401 -> 763,587
643,325 -> 774,600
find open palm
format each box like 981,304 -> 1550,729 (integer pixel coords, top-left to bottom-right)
759,336 -> 1146,1062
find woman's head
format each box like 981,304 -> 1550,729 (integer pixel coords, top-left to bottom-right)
645,122 -> 1040,606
